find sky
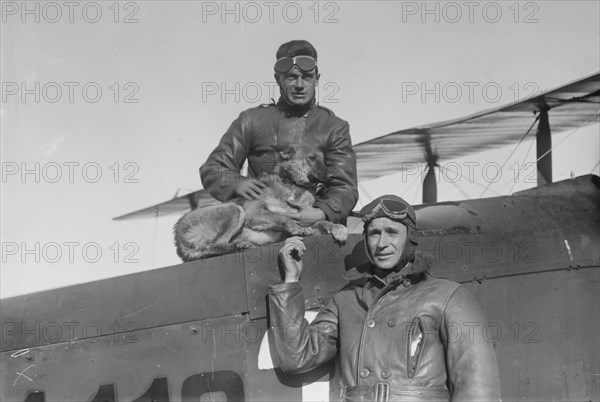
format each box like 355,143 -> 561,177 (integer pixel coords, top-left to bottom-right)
1,0 -> 599,298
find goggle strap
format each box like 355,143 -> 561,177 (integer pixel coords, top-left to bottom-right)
361,200 -> 416,226
361,202 -> 409,222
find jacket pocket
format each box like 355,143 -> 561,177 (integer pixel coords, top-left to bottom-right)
406,316 -> 424,379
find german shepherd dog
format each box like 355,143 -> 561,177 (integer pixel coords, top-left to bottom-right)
174,144 -> 348,262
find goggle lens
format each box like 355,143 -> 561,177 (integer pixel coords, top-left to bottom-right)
274,56 -> 317,73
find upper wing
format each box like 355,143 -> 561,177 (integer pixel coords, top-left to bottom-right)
114,73 -> 599,220
354,72 -> 599,181
113,190 -> 218,220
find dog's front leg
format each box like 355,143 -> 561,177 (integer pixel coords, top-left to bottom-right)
245,210 -> 313,237
310,221 -> 348,245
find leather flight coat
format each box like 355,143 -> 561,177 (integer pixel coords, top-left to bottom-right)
268,264 -> 501,401
200,99 -> 358,223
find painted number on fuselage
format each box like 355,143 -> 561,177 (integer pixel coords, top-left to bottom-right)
23,371 -> 244,402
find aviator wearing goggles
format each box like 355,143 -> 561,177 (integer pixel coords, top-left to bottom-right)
274,55 -> 318,74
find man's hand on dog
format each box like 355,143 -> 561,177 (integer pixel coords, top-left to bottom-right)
233,179 -> 267,200
279,236 -> 305,283
284,199 -> 327,226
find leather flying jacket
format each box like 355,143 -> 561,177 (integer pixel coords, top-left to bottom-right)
200,98 -> 358,223
268,263 -> 501,401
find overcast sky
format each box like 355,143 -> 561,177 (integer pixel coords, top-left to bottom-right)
1,0 -> 599,298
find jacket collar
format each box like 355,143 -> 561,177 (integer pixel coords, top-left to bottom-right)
276,97 -> 316,117
344,259 -> 429,288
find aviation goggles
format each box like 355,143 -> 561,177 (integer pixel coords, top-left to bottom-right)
360,196 -> 416,228
274,56 -> 318,73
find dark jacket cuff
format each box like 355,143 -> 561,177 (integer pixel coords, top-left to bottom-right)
313,201 -> 337,223
268,281 -> 302,294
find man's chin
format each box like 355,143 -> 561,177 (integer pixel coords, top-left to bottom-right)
374,258 -> 400,270
283,95 -> 312,108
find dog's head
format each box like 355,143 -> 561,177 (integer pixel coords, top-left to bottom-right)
273,144 -> 330,186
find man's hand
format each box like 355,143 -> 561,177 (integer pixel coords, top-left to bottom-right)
284,199 -> 326,226
232,179 -> 266,200
279,236 -> 306,283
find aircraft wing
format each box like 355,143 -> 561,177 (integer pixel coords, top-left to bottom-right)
113,190 -> 218,220
114,73 -> 599,220
354,72 -> 600,181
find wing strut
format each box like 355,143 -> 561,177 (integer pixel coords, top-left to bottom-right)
536,106 -> 552,185
422,134 -> 438,204
423,164 -> 437,204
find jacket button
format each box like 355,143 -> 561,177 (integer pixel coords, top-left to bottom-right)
387,319 -> 396,327
381,370 -> 391,379
403,279 -> 412,287
360,368 -> 370,378
366,319 -> 375,328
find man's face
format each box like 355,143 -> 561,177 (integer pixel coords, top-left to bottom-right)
366,217 -> 408,270
275,66 -> 319,107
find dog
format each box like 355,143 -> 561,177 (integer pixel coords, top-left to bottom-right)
174,144 -> 348,262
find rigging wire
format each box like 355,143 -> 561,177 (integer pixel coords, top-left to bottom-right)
479,115 -> 540,198
402,165 -> 423,203
410,165 -> 426,205
534,114 -> 598,163
500,112 -> 600,193
440,163 -> 502,196
439,164 -> 471,199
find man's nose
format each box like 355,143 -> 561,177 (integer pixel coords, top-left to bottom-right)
377,233 -> 390,248
293,78 -> 305,88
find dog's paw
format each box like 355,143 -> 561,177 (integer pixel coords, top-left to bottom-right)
235,241 -> 255,251
302,226 -> 316,237
290,227 -> 313,237
330,225 -> 348,245
285,222 -> 313,237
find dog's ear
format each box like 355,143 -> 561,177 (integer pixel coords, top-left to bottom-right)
272,145 -> 296,161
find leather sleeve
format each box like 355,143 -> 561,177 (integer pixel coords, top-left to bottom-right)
199,112 -> 249,201
313,120 -> 358,223
268,282 -> 339,374
441,286 -> 502,401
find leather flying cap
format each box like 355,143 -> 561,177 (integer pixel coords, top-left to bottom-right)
359,195 -> 416,228
276,40 -> 318,60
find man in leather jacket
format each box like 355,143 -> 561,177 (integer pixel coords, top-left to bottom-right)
268,195 -> 501,401
200,40 -> 358,225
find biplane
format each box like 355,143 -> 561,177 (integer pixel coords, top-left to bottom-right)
1,73 -> 598,401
